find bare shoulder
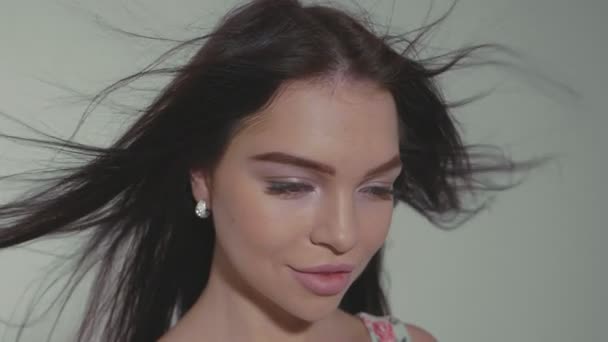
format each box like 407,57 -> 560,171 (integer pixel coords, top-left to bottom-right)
404,323 -> 437,342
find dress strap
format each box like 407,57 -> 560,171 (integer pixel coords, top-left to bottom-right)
357,312 -> 412,342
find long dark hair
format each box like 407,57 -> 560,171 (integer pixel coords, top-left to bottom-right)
0,0 -> 539,341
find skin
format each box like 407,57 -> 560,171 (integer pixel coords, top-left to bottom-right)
159,77 -> 435,341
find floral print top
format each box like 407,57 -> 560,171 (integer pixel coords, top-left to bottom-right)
357,312 -> 412,342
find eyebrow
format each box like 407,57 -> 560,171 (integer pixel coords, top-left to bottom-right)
249,152 -> 402,178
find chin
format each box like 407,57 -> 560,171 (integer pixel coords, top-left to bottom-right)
280,292 -> 346,323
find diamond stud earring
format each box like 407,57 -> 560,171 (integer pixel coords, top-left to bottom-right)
195,199 -> 210,218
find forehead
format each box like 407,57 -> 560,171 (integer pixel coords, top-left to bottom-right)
227,78 -> 400,172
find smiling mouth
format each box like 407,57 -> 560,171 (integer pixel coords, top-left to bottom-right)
289,265 -> 354,296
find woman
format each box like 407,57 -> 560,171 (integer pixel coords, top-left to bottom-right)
0,0 -> 528,341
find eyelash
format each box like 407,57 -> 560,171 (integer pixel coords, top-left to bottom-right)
264,181 -> 396,200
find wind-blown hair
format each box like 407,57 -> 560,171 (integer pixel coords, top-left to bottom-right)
0,0 -> 535,341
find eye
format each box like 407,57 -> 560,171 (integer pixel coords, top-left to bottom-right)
361,186 -> 395,200
264,181 -> 314,199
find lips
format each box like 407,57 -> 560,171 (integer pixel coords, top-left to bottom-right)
290,264 -> 354,296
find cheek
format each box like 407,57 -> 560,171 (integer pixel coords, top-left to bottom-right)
358,202 -> 393,253
211,171 -> 312,263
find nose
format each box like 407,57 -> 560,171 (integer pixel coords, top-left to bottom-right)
310,190 -> 358,254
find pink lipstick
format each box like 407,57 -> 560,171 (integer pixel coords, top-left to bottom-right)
290,264 -> 354,296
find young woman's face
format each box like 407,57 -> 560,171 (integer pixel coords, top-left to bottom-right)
191,77 -> 401,322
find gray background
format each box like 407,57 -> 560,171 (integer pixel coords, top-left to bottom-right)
0,0 -> 605,341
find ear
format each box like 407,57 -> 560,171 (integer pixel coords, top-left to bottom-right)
190,168 -> 212,204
